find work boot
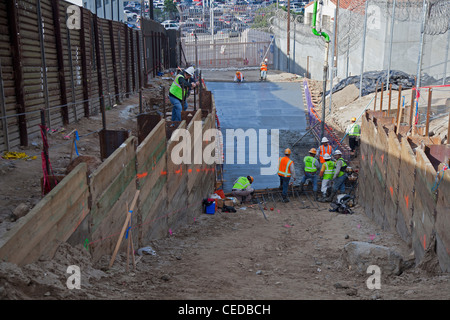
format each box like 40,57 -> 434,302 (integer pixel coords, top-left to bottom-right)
313,191 -> 319,201
323,191 -> 337,203
282,196 -> 290,203
318,193 -> 328,202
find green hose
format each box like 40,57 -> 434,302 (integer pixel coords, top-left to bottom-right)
311,1 -> 330,42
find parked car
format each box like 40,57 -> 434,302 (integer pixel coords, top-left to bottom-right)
163,22 -> 180,30
124,10 -> 137,21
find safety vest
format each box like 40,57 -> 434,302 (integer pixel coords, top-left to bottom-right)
169,74 -> 186,100
260,63 -> 267,71
349,124 -> 361,137
278,156 -> 293,177
319,145 -> 332,163
232,176 -> 250,190
304,156 -> 318,173
236,72 -> 243,80
323,161 -> 335,180
336,158 -> 347,178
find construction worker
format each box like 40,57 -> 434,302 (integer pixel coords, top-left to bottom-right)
299,148 -> 321,200
318,153 -> 334,201
316,137 -> 332,164
323,149 -> 348,202
234,71 -> 244,83
278,148 -> 296,202
169,66 -> 198,121
346,117 -> 361,152
260,58 -> 268,81
231,176 -> 254,204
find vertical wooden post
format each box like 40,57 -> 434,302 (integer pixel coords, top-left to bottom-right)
7,0 -> 27,146
447,112 -> 450,145
380,82 -> 384,111
388,83 -> 392,115
395,85 -> 402,128
373,82 -> 378,110
425,88 -> 432,136
410,77 -> 416,127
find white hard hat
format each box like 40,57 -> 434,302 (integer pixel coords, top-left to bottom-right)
323,153 -> 331,160
334,150 -> 342,155
185,66 -> 195,76
321,137 -> 329,143
265,58 -> 268,62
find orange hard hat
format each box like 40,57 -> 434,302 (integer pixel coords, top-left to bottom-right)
351,117 -> 356,122
309,148 -> 317,154
247,176 -> 254,183
285,148 -> 291,155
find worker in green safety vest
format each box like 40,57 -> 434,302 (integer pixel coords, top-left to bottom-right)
346,117 -> 361,153
323,150 -> 348,202
169,66 -> 198,122
318,153 -> 334,201
299,148 -> 321,201
231,176 -> 254,204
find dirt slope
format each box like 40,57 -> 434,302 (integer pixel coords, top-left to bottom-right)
0,70 -> 449,301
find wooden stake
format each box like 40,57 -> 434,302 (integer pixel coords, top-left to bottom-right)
395,85 -> 402,127
425,88 -> 432,136
109,190 -> 140,269
380,82 -> 384,111
373,82 -> 378,110
388,83 -> 392,115
396,97 -> 404,135
447,112 -> 450,145
410,77 -> 416,127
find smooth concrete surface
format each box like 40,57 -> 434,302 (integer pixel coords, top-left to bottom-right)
206,81 -> 306,191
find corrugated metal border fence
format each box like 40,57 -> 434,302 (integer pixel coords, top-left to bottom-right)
0,0 -> 171,153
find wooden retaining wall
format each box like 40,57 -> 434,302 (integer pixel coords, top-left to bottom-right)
0,88 -> 219,265
358,110 -> 450,272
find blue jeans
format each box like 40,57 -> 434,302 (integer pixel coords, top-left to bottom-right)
300,172 -> 318,192
169,95 -> 188,121
332,173 -> 348,193
261,70 -> 267,79
279,176 -> 290,197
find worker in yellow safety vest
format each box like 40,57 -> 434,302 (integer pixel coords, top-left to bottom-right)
231,176 -> 254,204
278,148 -> 296,202
322,149 -> 348,202
299,148 -> 321,201
318,153 -> 334,201
169,66 -> 198,121
316,137 -> 332,164
346,117 -> 361,153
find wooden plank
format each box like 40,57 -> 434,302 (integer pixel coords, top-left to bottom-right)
0,163 -> 88,266
90,136 -> 137,202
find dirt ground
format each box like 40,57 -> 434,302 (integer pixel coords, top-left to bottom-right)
0,69 -> 449,301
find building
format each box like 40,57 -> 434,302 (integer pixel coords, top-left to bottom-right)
304,0 -> 367,30
82,0 -> 125,22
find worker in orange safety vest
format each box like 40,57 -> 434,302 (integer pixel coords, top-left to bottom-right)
260,58 -> 268,81
316,137 -> 332,164
278,148 -> 296,202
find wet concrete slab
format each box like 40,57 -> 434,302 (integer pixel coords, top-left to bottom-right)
206,81 -> 309,191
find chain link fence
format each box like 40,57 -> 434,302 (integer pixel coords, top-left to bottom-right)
270,0 -> 450,88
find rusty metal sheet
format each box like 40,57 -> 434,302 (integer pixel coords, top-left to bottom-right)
137,113 -> 161,144
99,129 -> 130,160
